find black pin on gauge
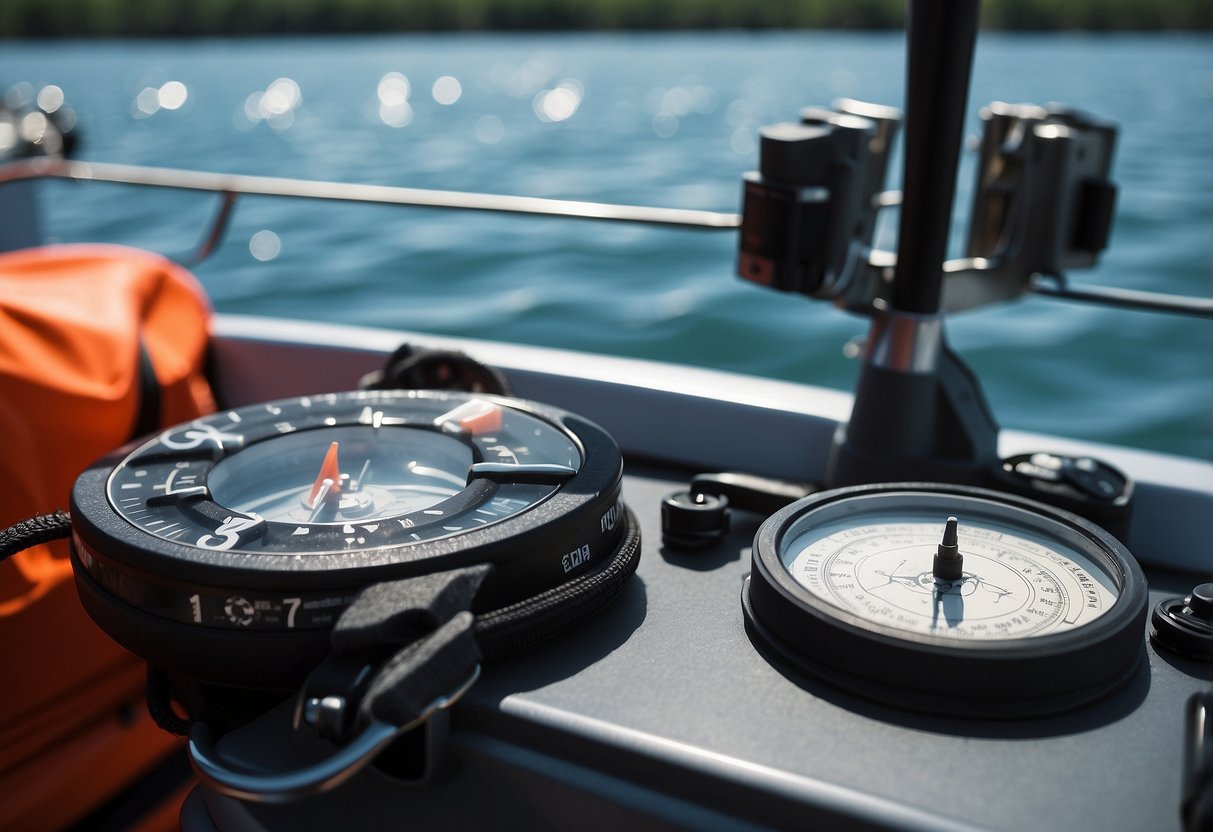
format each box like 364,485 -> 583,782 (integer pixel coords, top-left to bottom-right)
742,483 -> 1148,718
70,390 -> 628,687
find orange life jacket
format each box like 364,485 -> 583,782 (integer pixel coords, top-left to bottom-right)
0,243 -> 215,830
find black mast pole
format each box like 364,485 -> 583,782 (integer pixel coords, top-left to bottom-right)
827,0 -> 999,488
892,0 -> 981,313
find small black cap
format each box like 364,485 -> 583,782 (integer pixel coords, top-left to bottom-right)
661,491 -> 730,551
1151,583 -> 1213,662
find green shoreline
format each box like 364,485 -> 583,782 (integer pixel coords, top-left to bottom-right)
2,0 -> 1209,38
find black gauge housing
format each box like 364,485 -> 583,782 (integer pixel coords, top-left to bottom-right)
743,483 -> 1148,718
70,390 -> 627,687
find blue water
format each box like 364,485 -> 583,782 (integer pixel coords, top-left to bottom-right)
3,33 -> 1210,458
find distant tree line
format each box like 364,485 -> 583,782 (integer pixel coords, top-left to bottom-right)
1,0 -> 1208,38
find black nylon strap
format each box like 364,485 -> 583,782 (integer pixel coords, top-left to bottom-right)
361,611 -> 480,728
301,564 -> 490,739
331,563 -> 493,653
475,506 -> 642,658
298,510 -> 640,740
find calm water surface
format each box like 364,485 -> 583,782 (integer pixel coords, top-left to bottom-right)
2,33 -> 1210,457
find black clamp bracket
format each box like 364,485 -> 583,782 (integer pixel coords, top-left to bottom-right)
188,565 -> 491,803
737,98 -> 1142,317
736,99 -> 902,304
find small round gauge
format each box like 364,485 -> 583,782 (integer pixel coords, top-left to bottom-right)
742,483 -> 1148,717
69,390 -> 630,686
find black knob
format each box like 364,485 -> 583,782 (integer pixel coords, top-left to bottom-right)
1187,583 -> 1213,620
661,491 -> 729,551
1151,583 -> 1213,662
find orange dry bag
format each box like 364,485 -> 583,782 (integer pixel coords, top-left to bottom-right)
0,243 -> 215,830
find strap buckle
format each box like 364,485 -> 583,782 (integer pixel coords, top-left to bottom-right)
188,662 -> 479,803
188,605 -> 483,803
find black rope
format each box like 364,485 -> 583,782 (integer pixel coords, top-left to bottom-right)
474,507 -> 642,659
0,510 -> 72,563
146,666 -> 194,737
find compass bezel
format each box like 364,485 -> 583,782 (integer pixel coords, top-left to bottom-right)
68,390 -> 629,685
744,482 -> 1148,717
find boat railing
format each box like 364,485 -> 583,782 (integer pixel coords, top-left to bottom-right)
2,154 -> 1210,318
0,155 -> 741,265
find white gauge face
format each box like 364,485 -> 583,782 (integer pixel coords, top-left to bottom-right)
781,513 -> 1120,641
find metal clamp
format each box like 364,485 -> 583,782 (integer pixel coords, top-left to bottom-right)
187,665 -> 480,804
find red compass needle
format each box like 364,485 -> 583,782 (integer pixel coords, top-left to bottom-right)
308,441 -> 342,506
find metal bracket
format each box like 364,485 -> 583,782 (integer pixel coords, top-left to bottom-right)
187,665 -> 479,803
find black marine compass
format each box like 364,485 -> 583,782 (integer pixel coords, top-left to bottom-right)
69,389 -> 632,687
742,483 -> 1148,718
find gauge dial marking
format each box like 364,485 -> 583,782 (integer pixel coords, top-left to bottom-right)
783,516 -> 1116,639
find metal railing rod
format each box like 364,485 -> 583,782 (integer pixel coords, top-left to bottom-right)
0,158 -> 741,231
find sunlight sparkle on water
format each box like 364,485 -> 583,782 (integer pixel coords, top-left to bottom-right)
249,230 -> 281,261
533,80 -> 582,123
377,72 -> 410,106
36,84 -> 64,113
263,78 -> 301,114
432,76 -> 462,105
132,80 -> 188,118
134,87 -> 159,117
377,72 -> 414,126
158,81 -> 188,110
241,78 -> 301,131
380,101 -> 414,128
19,111 -> 48,143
